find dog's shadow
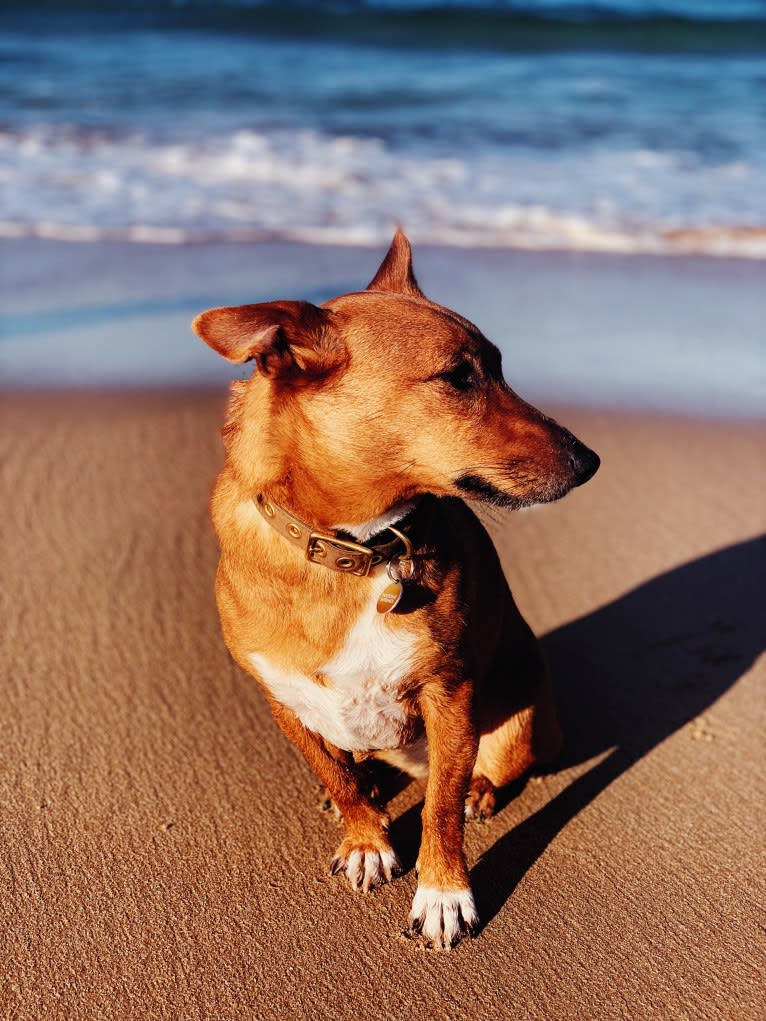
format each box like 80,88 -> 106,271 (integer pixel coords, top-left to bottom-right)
390,534 -> 765,928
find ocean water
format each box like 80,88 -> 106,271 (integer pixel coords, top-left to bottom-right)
1,0 -> 766,257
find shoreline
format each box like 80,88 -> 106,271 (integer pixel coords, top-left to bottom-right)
4,224 -> 766,261
2,238 -> 765,419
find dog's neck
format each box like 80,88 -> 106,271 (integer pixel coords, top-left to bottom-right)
231,396 -> 421,537
259,488 -> 420,544
255,468 -> 419,545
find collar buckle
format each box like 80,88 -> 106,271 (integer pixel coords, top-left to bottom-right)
307,532 -> 375,577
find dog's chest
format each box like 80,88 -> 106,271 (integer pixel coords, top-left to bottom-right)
249,592 -> 417,752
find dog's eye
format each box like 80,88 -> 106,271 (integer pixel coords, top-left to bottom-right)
438,362 -> 477,392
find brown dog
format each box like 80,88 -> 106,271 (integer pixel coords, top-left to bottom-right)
192,230 -> 599,949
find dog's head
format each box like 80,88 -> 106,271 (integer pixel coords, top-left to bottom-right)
193,230 -> 599,526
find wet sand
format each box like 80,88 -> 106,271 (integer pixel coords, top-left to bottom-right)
1,390 -> 764,1020
2,238 -> 764,418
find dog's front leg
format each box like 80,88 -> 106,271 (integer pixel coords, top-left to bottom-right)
266,697 -> 402,892
410,679 -> 480,949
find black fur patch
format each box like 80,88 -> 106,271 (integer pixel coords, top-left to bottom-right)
454,474 -> 524,509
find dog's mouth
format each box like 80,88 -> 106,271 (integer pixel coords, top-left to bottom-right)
454,442 -> 600,509
454,472 -> 569,509
454,474 -> 530,509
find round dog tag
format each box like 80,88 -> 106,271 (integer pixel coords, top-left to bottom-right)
376,580 -> 403,614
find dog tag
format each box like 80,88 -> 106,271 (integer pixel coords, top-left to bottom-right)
376,580 -> 403,614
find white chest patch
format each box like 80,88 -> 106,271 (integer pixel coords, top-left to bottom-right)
249,589 -> 417,752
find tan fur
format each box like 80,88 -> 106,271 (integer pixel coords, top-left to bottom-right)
192,229 -> 599,949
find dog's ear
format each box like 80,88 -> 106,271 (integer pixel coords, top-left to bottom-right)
192,301 -> 343,381
366,228 -> 425,297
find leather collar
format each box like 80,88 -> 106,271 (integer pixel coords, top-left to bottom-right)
253,493 -> 420,577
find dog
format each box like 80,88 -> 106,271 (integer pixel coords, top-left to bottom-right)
192,230 -> 599,949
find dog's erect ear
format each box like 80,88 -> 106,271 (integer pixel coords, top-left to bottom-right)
366,228 -> 425,298
192,300 -> 342,381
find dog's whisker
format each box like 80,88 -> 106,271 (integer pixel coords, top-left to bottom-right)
392,459 -> 417,480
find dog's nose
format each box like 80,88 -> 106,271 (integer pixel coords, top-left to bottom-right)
566,435 -> 600,486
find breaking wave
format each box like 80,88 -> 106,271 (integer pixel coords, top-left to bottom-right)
2,125 -> 764,257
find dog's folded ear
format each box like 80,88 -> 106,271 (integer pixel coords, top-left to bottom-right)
366,228 -> 425,298
192,300 -> 343,381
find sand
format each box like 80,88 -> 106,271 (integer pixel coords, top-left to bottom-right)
1,390 -> 764,1021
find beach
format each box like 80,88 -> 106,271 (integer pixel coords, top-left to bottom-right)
2,2 -> 765,1013
1,369 -> 764,1018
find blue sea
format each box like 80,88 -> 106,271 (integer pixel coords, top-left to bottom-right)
2,0 -> 766,256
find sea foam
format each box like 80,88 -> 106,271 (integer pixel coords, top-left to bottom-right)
1,126 -> 765,258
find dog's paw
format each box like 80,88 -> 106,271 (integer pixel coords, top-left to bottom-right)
408,885 -> 479,949
464,774 -> 496,822
330,842 -> 402,893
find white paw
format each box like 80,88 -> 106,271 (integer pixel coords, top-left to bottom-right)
409,884 -> 479,949
330,846 -> 402,893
